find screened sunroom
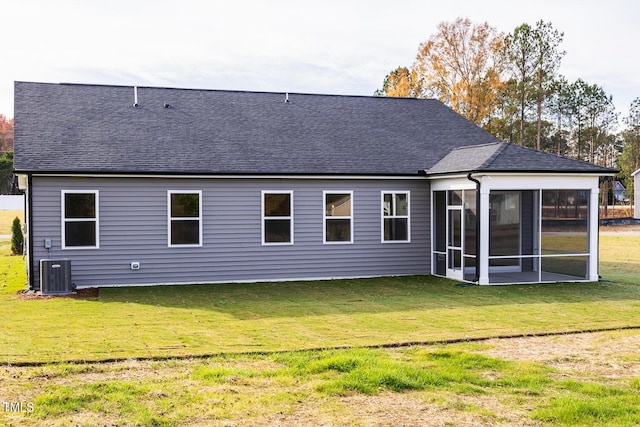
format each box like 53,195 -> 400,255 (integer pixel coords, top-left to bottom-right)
430,174 -> 601,285
425,141 -> 614,285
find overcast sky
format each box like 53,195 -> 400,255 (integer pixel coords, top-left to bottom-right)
2,0 -> 639,123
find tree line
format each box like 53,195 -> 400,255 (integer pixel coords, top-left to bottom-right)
375,17 -> 639,196
0,115 -> 16,195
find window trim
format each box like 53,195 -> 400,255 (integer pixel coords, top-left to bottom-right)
167,190 -> 203,248
323,190 -> 354,244
381,191 -> 411,243
61,190 -> 100,250
261,190 -> 294,246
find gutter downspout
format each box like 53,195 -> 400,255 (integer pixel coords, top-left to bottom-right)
467,173 -> 481,283
25,173 -> 35,291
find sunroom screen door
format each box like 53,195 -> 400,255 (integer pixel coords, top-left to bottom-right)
446,196 -> 464,280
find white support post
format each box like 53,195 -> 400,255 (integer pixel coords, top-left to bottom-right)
479,187 -> 491,285
589,187 -> 600,281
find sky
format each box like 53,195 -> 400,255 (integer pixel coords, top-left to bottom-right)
2,0 -> 639,123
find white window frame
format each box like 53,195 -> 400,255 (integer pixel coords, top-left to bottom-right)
61,190 -> 100,250
323,191 -> 354,244
381,191 -> 411,243
261,190 -> 294,245
167,190 -> 203,248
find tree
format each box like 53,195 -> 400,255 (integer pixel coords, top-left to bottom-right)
11,217 -> 23,256
0,151 -> 17,195
374,67 -> 422,98
0,115 -> 16,195
374,18 -> 619,167
483,78 -> 519,143
618,98 -> 640,195
412,17 -> 505,125
555,79 -> 617,165
502,21 -> 565,149
502,23 -> 534,146
576,81 -> 617,164
531,21 -> 565,151
545,76 -> 572,156
0,115 -> 13,153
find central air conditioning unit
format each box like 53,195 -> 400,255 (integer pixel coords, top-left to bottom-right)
40,259 -> 73,295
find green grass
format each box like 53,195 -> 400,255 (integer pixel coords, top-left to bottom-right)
0,235 -> 639,365
600,234 -> 640,282
532,379 -> 640,426
2,274 -> 640,365
271,347 -> 510,394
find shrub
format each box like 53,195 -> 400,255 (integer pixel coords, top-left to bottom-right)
11,216 -> 23,255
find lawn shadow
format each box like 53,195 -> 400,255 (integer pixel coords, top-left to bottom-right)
98,273 -> 640,320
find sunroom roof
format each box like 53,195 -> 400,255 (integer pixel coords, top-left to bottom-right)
426,142 -> 615,176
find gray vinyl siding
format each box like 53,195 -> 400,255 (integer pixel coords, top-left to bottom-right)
29,176 -> 431,288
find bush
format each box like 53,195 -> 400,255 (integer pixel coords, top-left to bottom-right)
11,216 -> 23,255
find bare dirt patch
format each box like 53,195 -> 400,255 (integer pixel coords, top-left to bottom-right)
477,329 -> 640,379
335,393 -> 541,427
17,287 -> 99,300
599,224 -> 640,234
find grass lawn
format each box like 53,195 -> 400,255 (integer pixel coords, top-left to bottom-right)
0,233 -> 638,425
2,235 -> 640,365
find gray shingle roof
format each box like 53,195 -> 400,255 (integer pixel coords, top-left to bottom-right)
13,82 -> 614,176
426,142 -> 505,175
427,141 -> 614,175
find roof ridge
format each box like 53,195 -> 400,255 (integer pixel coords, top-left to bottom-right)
480,141 -> 509,169
450,141 -> 502,151
16,81 -> 441,102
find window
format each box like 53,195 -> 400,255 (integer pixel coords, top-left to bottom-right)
62,190 -> 99,249
382,192 -> 410,242
324,191 -> 353,243
168,191 -> 202,247
262,191 -> 293,244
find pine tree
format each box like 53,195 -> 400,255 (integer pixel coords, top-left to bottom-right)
11,217 -> 23,255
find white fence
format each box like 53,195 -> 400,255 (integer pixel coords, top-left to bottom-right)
0,195 -> 24,210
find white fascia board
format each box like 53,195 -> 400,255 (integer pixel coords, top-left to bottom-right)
429,172 -> 607,191
473,174 -> 600,191
430,177 -> 477,191
428,171 -> 613,179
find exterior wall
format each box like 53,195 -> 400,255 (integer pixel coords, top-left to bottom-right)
29,176 -> 431,288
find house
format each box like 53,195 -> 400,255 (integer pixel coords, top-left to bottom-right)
13,81 -> 615,292
612,180 -> 629,203
633,168 -> 640,219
